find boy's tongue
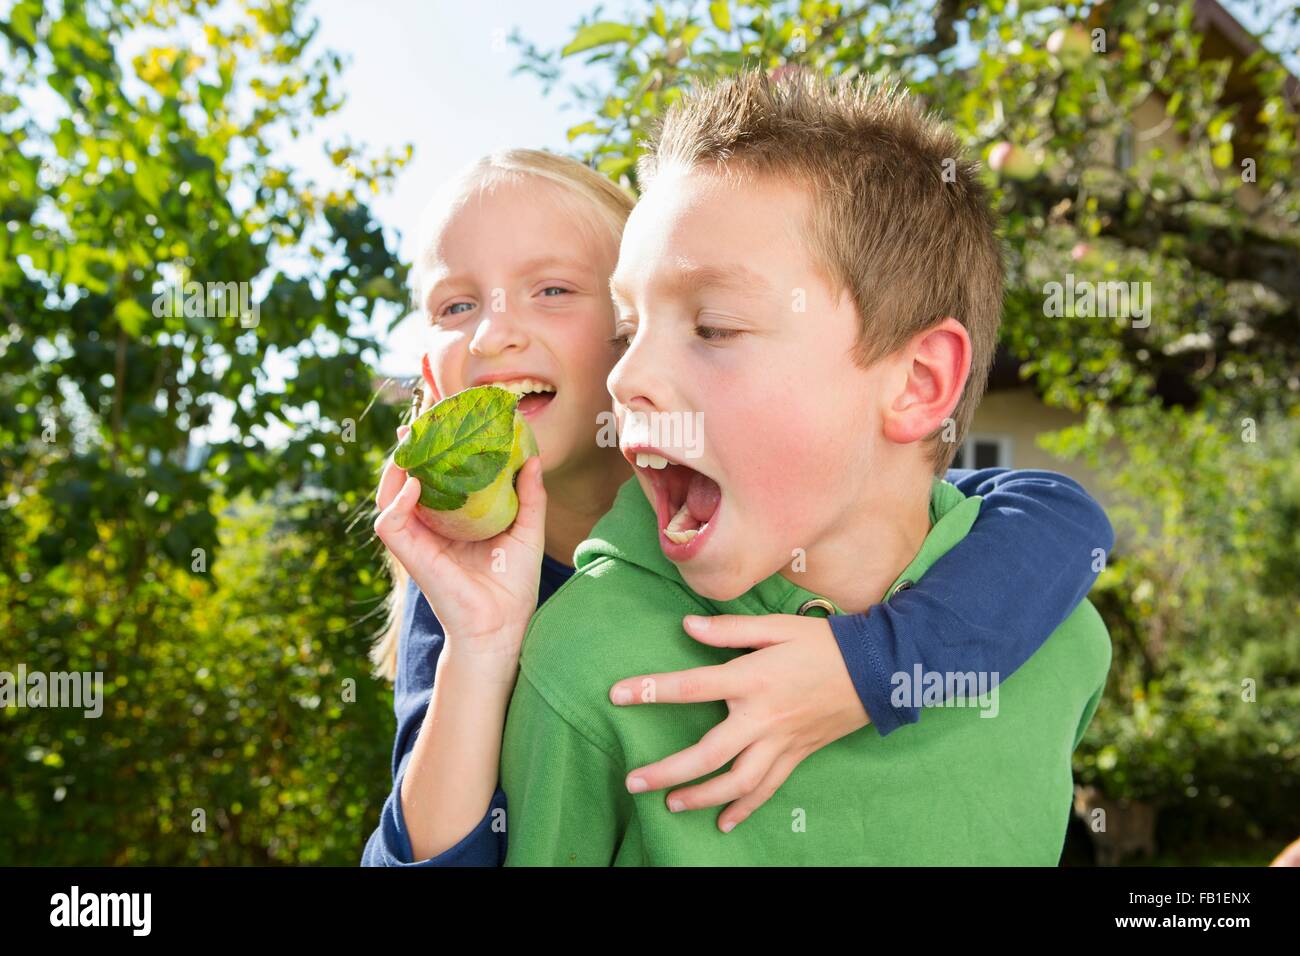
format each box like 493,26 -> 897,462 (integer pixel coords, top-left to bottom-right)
685,469 -> 721,523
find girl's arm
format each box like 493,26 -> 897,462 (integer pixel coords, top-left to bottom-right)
607,467 -> 1113,831
362,436 -> 545,864
834,466 -> 1114,735
360,579 -> 507,866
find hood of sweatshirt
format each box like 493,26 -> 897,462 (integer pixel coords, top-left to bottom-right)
573,476 -> 983,618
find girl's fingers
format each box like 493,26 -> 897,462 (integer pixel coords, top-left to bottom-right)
376,458 -> 408,511
715,750 -> 805,833
660,739 -> 782,815
374,475 -> 421,541
623,717 -> 751,795
375,477 -> 456,599
682,613 -> 797,649
393,473 -> 421,518
509,456 -> 547,544
608,662 -> 735,707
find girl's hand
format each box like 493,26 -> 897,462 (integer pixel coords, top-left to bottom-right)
608,614 -> 868,833
374,425 -> 546,660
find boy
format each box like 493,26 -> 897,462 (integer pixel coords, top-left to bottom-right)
498,70 -> 1111,865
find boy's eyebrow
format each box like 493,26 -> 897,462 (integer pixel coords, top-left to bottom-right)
610,259 -> 774,305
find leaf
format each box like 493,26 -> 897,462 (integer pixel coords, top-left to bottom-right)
561,22 -> 640,57
709,0 -> 731,32
8,1 -> 37,48
597,155 -> 635,177
650,4 -> 667,37
566,120 -> 603,141
114,298 -> 150,337
393,386 -> 519,511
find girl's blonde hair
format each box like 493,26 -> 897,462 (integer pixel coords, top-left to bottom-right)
369,148 -> 636,681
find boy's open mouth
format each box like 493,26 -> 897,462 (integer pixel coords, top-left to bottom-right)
626,448 -> 722,556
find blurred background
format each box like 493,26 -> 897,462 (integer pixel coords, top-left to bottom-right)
1,0 -> 1297,865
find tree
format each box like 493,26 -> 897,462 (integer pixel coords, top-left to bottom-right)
1,0 -> 408,862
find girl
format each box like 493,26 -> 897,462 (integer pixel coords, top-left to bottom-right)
363,149 -> 1112,865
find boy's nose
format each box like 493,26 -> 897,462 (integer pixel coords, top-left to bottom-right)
607,340 -> 666,414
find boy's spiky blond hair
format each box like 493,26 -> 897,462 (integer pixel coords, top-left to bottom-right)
638,69 -> 1003,473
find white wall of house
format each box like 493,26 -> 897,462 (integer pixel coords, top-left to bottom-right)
964,387 -> 1106,501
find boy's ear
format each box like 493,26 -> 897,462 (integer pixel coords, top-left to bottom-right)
881,318 -> 971,446
419,353 -> 443,405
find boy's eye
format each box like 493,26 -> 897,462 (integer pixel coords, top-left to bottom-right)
695,325 -> 741,342
540,286 -> 570,297
609,319 -> 636,351
441,301 -> 476,318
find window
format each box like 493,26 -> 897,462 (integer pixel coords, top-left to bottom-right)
952,434 -> 1013,470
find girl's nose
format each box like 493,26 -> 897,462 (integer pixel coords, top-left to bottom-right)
468,306 -> 527,357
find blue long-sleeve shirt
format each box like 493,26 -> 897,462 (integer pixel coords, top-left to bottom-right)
361,467 -> 1113,866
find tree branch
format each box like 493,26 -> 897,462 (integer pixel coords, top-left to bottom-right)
1011,177 -> 1300,306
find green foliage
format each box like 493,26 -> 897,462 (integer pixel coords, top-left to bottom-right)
1,0 -> 410,862
1,495 -> 395,864
1062,410 -> 1300,839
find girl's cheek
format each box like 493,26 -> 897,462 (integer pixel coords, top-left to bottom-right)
425,329 -> 468,395
562,310 -> 620,401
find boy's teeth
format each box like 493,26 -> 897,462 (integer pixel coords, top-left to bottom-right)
636,453 -> 670,470
663,499 -> 701,544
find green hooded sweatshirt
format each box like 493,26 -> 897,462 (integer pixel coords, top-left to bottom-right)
499,477 -> 1111,866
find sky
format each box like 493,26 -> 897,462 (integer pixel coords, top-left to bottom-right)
281,0 -> 606,378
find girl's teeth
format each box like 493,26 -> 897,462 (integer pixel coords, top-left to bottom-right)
636,453 -> 669,470
497,378 -> 555,396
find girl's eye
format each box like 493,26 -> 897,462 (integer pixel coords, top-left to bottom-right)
540,286 -> 570,297
695,325 -> 741,342
441,301 -> 475,317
